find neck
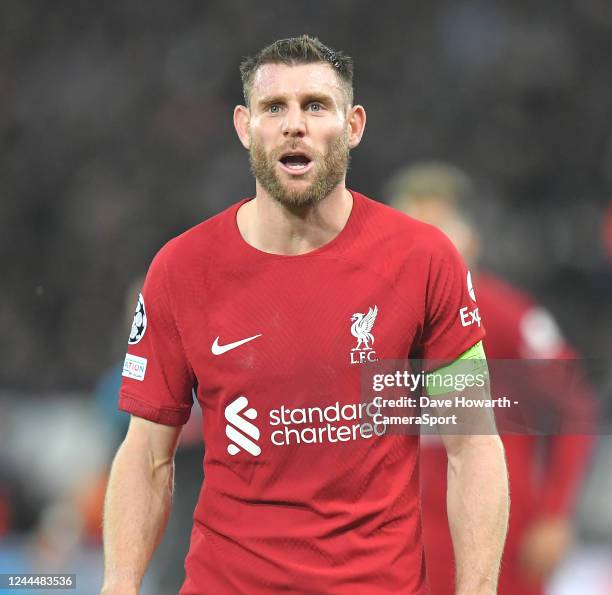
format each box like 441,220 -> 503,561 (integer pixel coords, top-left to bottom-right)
236,182 -> 353,255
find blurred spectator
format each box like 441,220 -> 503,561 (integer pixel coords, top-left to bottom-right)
385,161 -> 597,595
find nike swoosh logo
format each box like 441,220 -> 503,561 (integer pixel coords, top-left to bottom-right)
211,334 -> 262,355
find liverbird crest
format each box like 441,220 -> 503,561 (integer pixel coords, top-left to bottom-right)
350,305 -> 378,351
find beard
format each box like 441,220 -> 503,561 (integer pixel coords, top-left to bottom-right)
248,132 -> 350,208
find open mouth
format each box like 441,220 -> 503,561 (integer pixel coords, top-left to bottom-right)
278,152 -> 313,174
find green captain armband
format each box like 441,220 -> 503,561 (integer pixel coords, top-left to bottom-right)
425,340 -> 488,396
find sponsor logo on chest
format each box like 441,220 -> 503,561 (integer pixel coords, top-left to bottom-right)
224,395 -> 387,458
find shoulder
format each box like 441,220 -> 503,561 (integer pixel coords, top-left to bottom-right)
152,199 -> 244,268
352,190 -> 457,258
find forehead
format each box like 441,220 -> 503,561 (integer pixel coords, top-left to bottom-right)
250,62 -> 345,104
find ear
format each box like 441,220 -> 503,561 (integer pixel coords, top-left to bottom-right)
347,104 -> 366,149
233,105 -> 251,149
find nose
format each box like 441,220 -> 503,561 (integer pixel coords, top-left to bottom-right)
281,105 -> 306,138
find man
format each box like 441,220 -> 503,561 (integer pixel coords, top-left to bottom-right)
386,161 -> 595,595
101,37 -> 508,594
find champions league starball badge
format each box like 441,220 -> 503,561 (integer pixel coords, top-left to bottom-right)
128,293 -> 147,344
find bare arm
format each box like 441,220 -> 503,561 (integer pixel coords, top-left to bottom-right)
101,415 -> 183,595
426,341 -> 509,594
441,432 -> 509,595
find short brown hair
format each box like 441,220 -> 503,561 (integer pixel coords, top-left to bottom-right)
240,35 -> 354,106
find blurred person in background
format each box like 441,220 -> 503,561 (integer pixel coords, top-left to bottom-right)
386,161 -> 597,595
101,36 -> 508,595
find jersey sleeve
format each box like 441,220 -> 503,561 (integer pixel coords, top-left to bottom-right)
118,243 -> 195,425
418,231 -> 485,363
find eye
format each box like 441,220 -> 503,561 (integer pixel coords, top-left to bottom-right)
308,103 -> 323,112
268,104 -> 281,114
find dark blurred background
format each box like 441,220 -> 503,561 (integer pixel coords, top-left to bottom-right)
2,0 -> 612,390
1,1 -> 612,593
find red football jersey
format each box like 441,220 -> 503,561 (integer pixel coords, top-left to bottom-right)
119,191 -> 484,594
420,273 -> 595,595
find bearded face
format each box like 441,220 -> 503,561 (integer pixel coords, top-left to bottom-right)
248,130 -> 350,208
235,62 -> 362,207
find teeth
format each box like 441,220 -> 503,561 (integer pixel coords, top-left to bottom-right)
286,162 -> 307,169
